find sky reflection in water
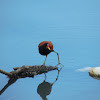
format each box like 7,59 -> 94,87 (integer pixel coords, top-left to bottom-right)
0,0 -> 100,100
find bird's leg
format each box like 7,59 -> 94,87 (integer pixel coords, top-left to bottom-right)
53,51 -> 64,68
44,73 -> 47,81
42,55 -> 47,66
53,51 -> 60,64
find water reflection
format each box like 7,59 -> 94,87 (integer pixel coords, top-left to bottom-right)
0,78 -> 18,95
0,68 -> 62,97
37,68 -> 61,100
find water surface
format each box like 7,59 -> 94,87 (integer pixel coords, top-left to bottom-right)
0,0 -> 100,100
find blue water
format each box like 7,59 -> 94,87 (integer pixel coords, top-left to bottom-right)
0,0 -> 100,100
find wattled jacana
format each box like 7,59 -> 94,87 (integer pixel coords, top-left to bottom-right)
38,41 -> 61,66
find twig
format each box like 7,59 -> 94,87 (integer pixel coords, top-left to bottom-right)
0,69 -> 11,76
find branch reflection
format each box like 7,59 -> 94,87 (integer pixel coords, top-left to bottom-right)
0,78 -> 18,95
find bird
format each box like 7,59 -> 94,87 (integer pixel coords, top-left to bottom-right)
38,41 -> 60,66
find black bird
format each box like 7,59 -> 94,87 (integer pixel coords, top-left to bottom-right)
38,41 -> 60,65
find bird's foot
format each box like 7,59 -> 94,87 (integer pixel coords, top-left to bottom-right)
41,63 -> 45,67
55,62 -> 64,68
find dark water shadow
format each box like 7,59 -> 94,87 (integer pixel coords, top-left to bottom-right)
89,74 -> 100,80
37,68 -> 62,100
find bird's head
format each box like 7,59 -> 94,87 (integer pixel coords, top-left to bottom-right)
43,43 -> 54,52
45,43 -> 53,51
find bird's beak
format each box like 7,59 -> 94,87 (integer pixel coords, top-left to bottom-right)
47,47 -> 51,50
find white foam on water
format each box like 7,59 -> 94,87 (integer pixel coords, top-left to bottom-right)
76,67 -> 92,72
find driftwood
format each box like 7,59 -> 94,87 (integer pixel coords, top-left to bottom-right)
0,65 -> 58,78
0,65 -> 58,95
